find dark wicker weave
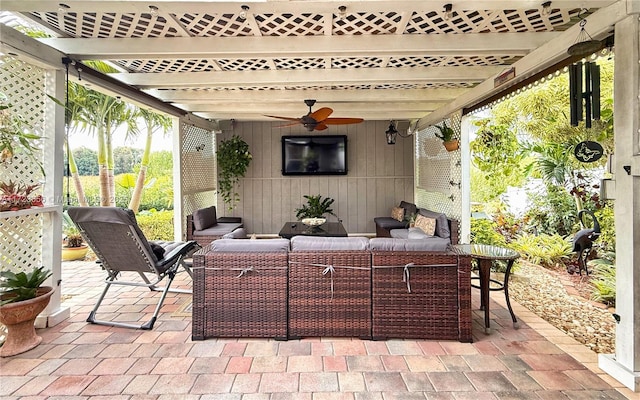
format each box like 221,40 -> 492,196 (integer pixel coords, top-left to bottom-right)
192,245 -> 288,340
288,251 -> 372,338
371,251 -> 472,342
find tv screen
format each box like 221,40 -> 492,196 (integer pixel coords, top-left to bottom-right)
282,135 -> 347,176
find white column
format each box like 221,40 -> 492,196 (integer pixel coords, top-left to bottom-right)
460,115 -> 472,244
598,13 -> 640,392
36,68 -> 70,328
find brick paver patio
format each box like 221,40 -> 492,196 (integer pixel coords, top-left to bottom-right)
0,260 -> 635,399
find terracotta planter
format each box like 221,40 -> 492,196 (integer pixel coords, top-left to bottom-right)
443,140 -> 460,152
0,286 -> 54,357
61,244 -> 89,261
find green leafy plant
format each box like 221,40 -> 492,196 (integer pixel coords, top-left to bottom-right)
217,135 -> 252,210
434,120 -> 455,142
62,211 -> 84,248
0,266 -> 52,306
510,233 -> 572,269
295,194 -> 337,220
589,252 -> 616,306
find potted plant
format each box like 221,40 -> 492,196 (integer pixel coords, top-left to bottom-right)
62,211 -> 89,261
434,120 -> 459,152
0,266 -> 54,357
217,135 -> 252,210
295,194 -> 337,226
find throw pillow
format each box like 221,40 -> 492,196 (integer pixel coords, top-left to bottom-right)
391,206 -> 405,222
418,209 -> 451,239
193,206 -> 217,231
414,214 -> 436,236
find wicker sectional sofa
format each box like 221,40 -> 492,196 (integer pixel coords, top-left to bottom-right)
192,235 -> 472,342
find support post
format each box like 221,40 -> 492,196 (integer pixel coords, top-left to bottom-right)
598,13 -> 640,392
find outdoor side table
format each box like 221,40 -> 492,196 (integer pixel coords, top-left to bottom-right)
451,244 -> 520,334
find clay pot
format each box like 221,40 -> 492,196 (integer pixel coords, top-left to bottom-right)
443,140 -> 460,152
0,286 -> 54,357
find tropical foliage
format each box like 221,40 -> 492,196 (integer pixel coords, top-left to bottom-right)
0,266 -> 52,305
217,135 -> 252,209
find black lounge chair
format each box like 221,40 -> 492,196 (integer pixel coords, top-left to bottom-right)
67,206 -> 199,330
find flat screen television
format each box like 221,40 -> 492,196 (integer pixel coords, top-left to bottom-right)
281,135 -> 347,176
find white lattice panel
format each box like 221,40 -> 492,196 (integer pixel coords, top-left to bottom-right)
332,12 -> 401,35
178,14 -> 253,37
32,11 -> 181,38
180,122 -> 215,193
0,213 -> 43,271
256,14 -> 325,36
414,114 -> 462,221
0,57 -> 46,192
118,59 -> 220,73
218,59 -> 271,71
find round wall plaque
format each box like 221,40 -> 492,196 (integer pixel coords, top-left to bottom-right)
574,141 -> 604,163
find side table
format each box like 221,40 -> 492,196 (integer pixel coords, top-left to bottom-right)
451,244 -> 520,334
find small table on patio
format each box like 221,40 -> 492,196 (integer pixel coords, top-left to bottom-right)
279,221 -> 348,239
451,244 -> 520,334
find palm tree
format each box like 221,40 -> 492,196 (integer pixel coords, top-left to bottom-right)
128,108 -> 171,213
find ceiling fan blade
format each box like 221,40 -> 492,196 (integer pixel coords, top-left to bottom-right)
324,117 -> 364,125
274,122 -> 302,128
264,115 -> 301,122
314,123 -> 329,131
310,107 -> 333,122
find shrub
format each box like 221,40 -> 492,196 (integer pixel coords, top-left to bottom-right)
470,218 -> 507,247
136,210 -> 174,241
523,183 -> 578,237
589,252 -> 616,306
511,233 -> 572,269
595,203 -> 615,252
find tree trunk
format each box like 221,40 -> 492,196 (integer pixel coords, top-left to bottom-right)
66,143 -> 88,206
128,126 -> 153,213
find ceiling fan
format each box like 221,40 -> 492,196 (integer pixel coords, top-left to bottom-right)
265,99 -> 364,131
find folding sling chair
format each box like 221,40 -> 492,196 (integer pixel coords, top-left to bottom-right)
67,206 -> 199,330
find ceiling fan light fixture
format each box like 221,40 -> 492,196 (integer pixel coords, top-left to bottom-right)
239,5 -> 250,21
58,3 -> 70,14
148,5 -> 159,17
385,121 -> 398,145
443,4 -> 453,20
541,1 -> 552,16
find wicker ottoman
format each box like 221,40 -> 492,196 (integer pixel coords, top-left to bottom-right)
288,250 -> 372,338
192,243 -> 289,340
371,251 -> 472,342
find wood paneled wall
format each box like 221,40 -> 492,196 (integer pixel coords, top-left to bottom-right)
216,120 -> 414,235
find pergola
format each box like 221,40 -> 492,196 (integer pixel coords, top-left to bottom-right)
0,0 -> 638,391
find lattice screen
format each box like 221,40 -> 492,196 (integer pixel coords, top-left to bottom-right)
415,113 -> 462,223
179,120 -> 216,231
0,57 -> 46,273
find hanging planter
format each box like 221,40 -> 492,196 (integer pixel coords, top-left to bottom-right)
217,135 -> 252,210
435,121 -> 459,152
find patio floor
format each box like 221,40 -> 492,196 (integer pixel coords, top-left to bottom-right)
0,260 -> 635,399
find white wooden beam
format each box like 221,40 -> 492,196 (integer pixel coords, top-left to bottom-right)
146,88 -> 468,103
114,66 -> 502,88
39,33 -> 554,59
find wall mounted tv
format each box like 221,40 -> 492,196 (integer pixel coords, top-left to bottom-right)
282,135 -> 347,176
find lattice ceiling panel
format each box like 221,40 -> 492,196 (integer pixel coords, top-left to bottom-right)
218,59 -> 272,71
256,14 -> 325,36
178,14 -> 252,36
333,13 -> 402,35
116,59 -> 220,73
275,58 -> 326,70
332,57 -> 384,69
31,11 -> 180,38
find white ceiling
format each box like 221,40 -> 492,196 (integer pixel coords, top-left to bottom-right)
0,1 -> 617,124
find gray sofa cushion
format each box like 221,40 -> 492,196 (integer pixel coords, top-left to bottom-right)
391,227 -> 432,240
193,222 -> 243,237
417,209 -> 450,239
291,236 -> 369,251
222,227 -> 248,239
211,238 -> 290,252
192,206 -> 217,231
369,237 -> 450,252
